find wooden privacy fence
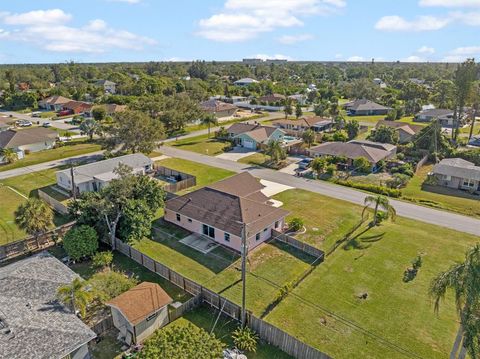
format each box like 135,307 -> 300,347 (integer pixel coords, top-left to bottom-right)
90,315 -> 114,335
415,154 -> 429,173
169,293 -> 203,322
154,166 -> 196,193
114,238 -> 331,359
272,229 -> 325,260
0,221 -> 75,262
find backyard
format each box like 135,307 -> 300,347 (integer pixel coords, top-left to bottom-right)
0,140 -> 101,172
166,133 -> 231,156
402,164 -> 480,218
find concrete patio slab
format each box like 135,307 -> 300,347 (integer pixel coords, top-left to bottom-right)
180,233 -> 219,254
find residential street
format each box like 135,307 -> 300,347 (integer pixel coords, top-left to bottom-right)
159,145 -> 480,237
0,109 -> 80,132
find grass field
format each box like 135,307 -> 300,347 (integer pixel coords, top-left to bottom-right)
238,153 -> 271,166
402,164 -> 480,218
166,134 -> 231,156
155,157 -> 235,192
265,189 -> 480,359
0,141 -> 101,172
164,305 -> 293,359
0,168 -> 69,245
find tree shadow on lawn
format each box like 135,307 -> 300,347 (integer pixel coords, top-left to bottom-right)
421,183 -> 480,201
268,240 -> 318,265
342,232 -> 385,251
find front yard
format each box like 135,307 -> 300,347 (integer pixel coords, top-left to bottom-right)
166,134 -> 231,156
0,141 -> 102,172
402,164 -> 480,218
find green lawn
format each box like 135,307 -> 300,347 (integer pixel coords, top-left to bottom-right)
265,189 -> 480,359
273,189 -> 363,250
0,141 -> 101,172
166,134 -> 231,156
0,168 -> 69,245
155,157 -> 235,192
238,153 -> 271,166
133,231 -> 316,316
164,305 -> 293,359
402,164 -> 480,218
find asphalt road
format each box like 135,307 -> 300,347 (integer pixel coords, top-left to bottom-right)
159,145 -> 480,237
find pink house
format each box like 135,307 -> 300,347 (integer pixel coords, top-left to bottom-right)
164,172 -> 289,252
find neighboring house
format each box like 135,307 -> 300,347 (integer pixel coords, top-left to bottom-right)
104,103 -> 127,116
56,153 -> 153,194
0,124 -> 10,132
431,158 -> 480,192
374,120 -> 423,143
0,127 -> 57,163
106,282 -> 172,345
308,140 -> 397,172
288,94 -> 307,105
414,108 -> 462,127
209,95 -> 248,104
373,78 -> 387,88
469,135 -> 480,147
258,93 -> 286,104
16,82 -> 30,91
38,95 -> 72,111
344,99 -> 392,116
199,99 -> 238,118
0,252 -> 96,359
272,116 -> 333,134
95,79 -> 116,94
165,172 -> 289,252
227,123 -> 285,149
63,101 -> 93,117
234,78 -> 258,86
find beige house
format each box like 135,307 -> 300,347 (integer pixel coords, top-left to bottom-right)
106,282 -> 173,345
431,158 -> 480,193
199,99 -> 238,118
38,95 -> 72,111
165,172 -> 289,252
374,120 -> 423,143
0,127 -> 57,163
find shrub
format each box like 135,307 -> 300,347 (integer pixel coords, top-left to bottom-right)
333,130 -> 348,142
63,225 -> 99,261
92,251 -> 113,269
232,327 -> 259,353
386,173 -> 410,189
326,164 -> 337,176
335,180 -> 402,197
412,255 -> 422,270
288,217 -> 304,232
88,270 -> 138,302
353,157 -> 372,173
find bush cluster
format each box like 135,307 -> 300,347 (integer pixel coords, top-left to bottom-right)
335,180 -> 402,197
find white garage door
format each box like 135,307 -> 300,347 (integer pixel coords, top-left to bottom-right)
243,139 -> 256,149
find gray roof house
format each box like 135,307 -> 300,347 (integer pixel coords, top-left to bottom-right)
234,78 -> 259,86
56,153 -> 153,194
344,99 -> 392,116
0,252 -> 96,359
431,158 -> 480,192
414,108 -> 465,127
95,79 -> 116,94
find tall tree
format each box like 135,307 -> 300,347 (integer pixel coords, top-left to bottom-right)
345,120 -> 360,140
0,148 -> 18,164
430,244 -> 480,358
201,113 -> 218,138
57,278 -> 93,318
302,129 -> 315,148
15,198 -> 53,246
283,98 -> 293,119
79,118 -> 99,140
266,140 -> 286,165
362,195 -> 396,225
295,103 -> 303,119
452,59 -> 477,141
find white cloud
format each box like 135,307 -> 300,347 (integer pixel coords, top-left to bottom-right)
347,56 -> 365,61
442,55 -> 470,62
450,46 -> 480,55
402,55 -> 426,62
420,0 -> 480,7
375,15 -> 451,31
252,54 -> 293,60
277,33 -> 314,44
197,0 -> 345,42
450,11 -> 480,25
107,0 -> 141,3
335,53 -> 343,59
0,9 -> 156,53
417,45 -> 435,54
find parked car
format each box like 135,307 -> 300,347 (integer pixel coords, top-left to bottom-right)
298,158 -> 313,170
42,122 -> 52,128
16,120 -> 32,127
31,112 -> 42,118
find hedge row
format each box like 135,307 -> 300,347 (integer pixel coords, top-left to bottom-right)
335,179 -> 402,198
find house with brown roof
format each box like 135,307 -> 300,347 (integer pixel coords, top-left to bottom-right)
106,282 -> 173,345
374,120 -> 423,143
227,123 -> 285,149
199,99 -> 238,118
164,172 -> 289,252
272,116 -> 333,134
308,140 -> 397,172
62,101 -> 93,116
0,127 -> 57,163
258,93 -> 286,104
38,95 -> 72,111
104,103 -> 127,115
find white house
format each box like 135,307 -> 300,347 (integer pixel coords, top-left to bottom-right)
0,127 -> 57,163
95,79 -> 116,94
55,153 -> 153,194
234,77 -> 259,86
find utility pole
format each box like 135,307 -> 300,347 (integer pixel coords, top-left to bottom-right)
70,165 -> 76,200
433,120 -> 438,164
240,222 -> 248,328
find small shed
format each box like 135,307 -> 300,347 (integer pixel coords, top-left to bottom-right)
106,282 -> 173,344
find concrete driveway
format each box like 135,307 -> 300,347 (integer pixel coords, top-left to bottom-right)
216,147 -> 257,161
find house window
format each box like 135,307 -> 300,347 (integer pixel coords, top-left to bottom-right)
255,233 -> 260,241
202,224 -> 215,239
463,179 -> 475,188
274,221 -> 279,229
263,228 -> 268,232
146,312 -> 158,321
224,233 -> 230,242
187,218 -> 192,223
176,214 -> 181,222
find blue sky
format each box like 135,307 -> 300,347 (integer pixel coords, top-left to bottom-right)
0,0 -> 479,64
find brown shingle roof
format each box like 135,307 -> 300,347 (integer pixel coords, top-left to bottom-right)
375,120 -> 423,136
165,172 -> 288,237
106,282 -> 172,325
200,99 -> 237,113
41,95 -> 72,105
0,128 -> 57,149
309,141 -> 392,164
63,101 -> 93,112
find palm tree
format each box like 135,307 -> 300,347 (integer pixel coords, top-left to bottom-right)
79,118 -> 99,140
57,277 -> 93,318
201,113 -> 218,138
362,195 -> 396,225
15,198 -> 54,246
266,140 -> 286,165
0,148 -> 18,164
430,244 -> 480,358
302,129 -> 315,148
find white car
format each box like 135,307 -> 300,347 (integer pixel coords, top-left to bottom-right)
16,120 -> 32,127
42,122 -> 52,128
